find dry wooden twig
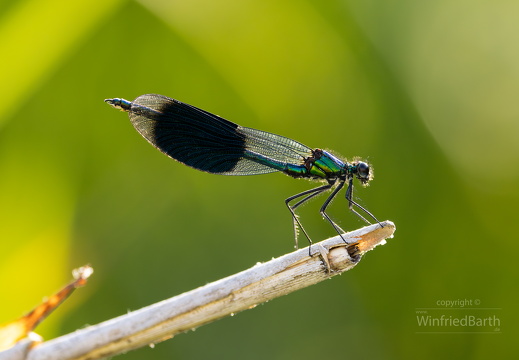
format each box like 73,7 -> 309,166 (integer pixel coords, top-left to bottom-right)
1,221 -> 395,360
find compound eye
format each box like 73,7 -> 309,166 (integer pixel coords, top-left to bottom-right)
357,162 -> 370,179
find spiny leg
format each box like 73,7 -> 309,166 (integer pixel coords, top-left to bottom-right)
345,178 -> 382,226
319,180 -> 349,242
292,187 -> 327,210
285,183 -> 332,251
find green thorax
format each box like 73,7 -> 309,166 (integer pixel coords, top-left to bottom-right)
284,149 -> 346,179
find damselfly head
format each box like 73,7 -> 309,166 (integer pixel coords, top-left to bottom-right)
352,161 -> 373,185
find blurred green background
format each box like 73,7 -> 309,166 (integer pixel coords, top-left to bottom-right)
1,0 -> 517,358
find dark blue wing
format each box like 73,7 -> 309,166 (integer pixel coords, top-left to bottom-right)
128,94 -> 313,175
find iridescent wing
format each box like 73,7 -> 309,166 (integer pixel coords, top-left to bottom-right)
127,94 -> 314,175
